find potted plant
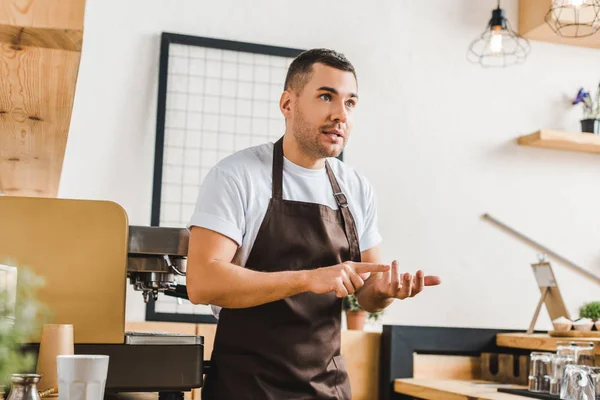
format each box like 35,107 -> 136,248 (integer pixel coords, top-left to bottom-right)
579,301 -> 600,331
342,294 -> 383,331
0,267 -> 48,397
572,84 -> 600,134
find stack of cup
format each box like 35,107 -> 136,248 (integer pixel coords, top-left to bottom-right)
36,324 -> 75,395
560,364 -> 599,399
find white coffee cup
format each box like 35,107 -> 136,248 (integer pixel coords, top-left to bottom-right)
56,355 -> 109,400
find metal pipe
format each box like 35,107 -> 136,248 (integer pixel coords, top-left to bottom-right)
482,213 -> 600,285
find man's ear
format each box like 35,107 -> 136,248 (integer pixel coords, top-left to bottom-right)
280,90 -> 293,119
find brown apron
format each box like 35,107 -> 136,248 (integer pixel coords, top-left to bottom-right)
202,137 -> 361,400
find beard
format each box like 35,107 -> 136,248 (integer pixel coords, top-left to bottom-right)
291,104 -> 345,159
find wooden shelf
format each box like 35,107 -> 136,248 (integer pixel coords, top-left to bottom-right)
517,130 -> 600,154
394,379 -> 528,400
496,333 -> 600,355
519,0 -> 600,50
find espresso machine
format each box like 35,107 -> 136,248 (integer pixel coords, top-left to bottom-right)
0,196 -> 208,398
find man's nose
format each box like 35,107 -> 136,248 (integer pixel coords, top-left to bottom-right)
330,102 -> 348,124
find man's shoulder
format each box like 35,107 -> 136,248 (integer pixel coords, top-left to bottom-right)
214,142 -> 274,177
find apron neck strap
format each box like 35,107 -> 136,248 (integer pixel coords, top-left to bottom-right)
272,137 -> 284,199
326,161 -> 361,261
325,162 -> 348,209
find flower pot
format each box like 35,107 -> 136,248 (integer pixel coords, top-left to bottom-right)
345,311 -> 366,331
580,118 -> 600,134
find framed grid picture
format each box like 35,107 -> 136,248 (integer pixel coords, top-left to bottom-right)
147,32 -> 304,323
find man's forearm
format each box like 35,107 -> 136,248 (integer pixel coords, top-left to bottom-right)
355,276 -> 393,313
187,260 -> 309,308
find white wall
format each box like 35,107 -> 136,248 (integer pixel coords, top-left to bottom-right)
59,0 -> 600,330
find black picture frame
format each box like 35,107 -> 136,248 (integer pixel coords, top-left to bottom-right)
147,32 -> 306,323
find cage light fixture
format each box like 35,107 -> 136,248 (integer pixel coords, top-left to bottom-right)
545,0 -> 600,38
468,0 -> 531,68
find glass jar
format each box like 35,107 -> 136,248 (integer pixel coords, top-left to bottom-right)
529,352 -> 553,393
549,353 -> 576,395
6,374 -> 41,400
556,341 -> 576,357
572,341 -> 596,366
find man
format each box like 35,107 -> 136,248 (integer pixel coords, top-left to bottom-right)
186,48 -> 441,400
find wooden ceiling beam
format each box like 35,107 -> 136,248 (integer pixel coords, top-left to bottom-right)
0,0 -> 85,197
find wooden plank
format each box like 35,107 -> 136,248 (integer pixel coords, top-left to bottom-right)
548,330 -> 600,337
196,323 -> 218,358
394,379 -> 529,400
525,24 -> 600,50
193,325 -> 217,400
0,41 -> 81,196
0,25 -> 82,51
340,330 -> 380,400
518,0 -> 552,38
496,332 -> 600,354
0,0 -> 85,31
480,353 -> 528,386
517,130 -> 600,154
0,0 -> 84,197
413,354 -> 480,381
519,0 -> 600,49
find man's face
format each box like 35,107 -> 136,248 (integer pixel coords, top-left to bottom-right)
287,63 -> 358,159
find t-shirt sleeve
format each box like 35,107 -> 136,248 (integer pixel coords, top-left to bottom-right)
359,179 -> 382,252
187,166 -> 245,246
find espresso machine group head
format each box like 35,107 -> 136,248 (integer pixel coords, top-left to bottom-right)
127,226 -> 190,303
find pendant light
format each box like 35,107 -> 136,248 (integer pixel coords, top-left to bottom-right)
545,0 -> 600,38
468,0 -> 531,68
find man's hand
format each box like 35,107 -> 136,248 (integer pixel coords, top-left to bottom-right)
370,260 -> 441,300
304,262 -> 391,298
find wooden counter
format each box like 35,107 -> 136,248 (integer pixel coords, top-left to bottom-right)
497,333 -> 600,354
394,379 -> 530,400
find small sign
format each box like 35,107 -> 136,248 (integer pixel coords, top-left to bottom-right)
532,263 -> 557,287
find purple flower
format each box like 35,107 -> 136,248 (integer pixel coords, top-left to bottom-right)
573,88 -> 590,105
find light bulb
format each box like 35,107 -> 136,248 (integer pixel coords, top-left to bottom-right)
489,31 -> 503,54
567,0 -> 585,7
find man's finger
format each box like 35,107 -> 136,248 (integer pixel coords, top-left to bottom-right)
397,273 -> 412,299
390,260 -> 400,291
424,275 -> 441,286
411,270 -> 425,297
353,263 -> 391,274
347,269 -> 365,292
383,265 -> 392,287
341,271 -> 357,295
335,281 -> 349,298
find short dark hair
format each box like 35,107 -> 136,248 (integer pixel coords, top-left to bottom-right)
284,48 -> 356,94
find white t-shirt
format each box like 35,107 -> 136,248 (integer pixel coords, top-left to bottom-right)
187,142 -> 382,316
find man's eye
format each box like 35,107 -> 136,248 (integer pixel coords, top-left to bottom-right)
320,94 -> 331,101
346,101 -> 356,108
